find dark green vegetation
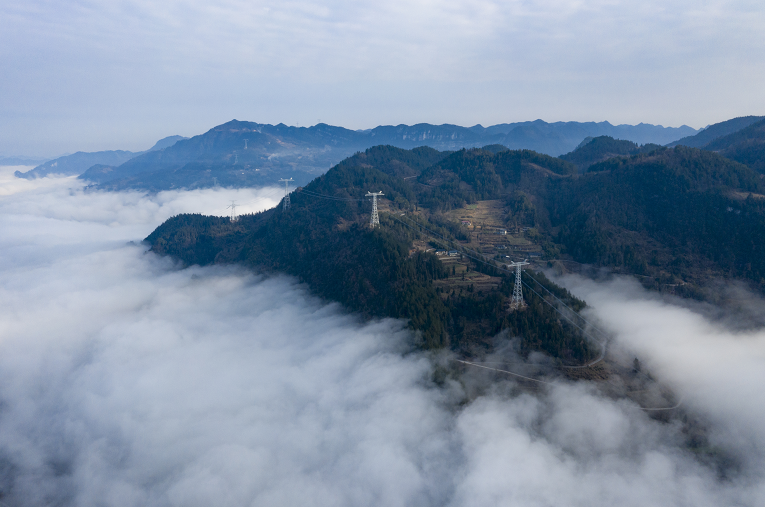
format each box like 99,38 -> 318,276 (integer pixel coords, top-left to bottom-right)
705,118 -> 765,174
147,145 -> 595,363
665,115 -> 765,176
559,136 -> 662,172
147,138 -> 765,362
550,147 -> 765,294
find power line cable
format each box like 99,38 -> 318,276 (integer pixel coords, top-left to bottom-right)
299,188 -> 368,201
387,213 -> 607,363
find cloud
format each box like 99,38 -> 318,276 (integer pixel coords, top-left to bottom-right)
2,1 -> 765,155
1,173 -> 764,505
558,275 -> 765,471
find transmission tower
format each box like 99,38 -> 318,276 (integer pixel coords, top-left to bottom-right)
508,259 -> 529,309
279,178 -> 293,211
366,191 -> 384,227
227,200 -> 238,222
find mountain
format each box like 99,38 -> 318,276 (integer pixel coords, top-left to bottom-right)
549,147 -> 765,294
15,150 -> 138,179
146,145 -> 594,362
473,120 -> 696,152
14,134 -> 187,180
668,116 -> 764,148
85,119 -> 697,192
559,136 -> 662,172
148,135 -> 187,152
703,118 -> 765,174
145,137 -> 765,368
80,121 -> 371,191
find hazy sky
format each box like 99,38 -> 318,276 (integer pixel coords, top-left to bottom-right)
2,0 -> 765,156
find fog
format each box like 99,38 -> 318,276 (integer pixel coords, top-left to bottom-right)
1,168 -> 764,506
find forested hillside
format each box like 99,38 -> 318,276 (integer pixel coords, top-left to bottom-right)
559,136 -> 661,172
704,118 -> 765,174
550,147 -> 765,293
147,142 -> 765,363
147,145 -> 594,362
668,116 -> 763,148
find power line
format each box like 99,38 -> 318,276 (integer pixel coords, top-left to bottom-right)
390,213 -> 606,335
299,188 -> 367,201
366,191 -> 384,227
456,360 -> 557,386
386,213 -> 608,360
227,200 -> 238,221
279,178 -> 293,211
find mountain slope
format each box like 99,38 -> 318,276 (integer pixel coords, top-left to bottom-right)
78,119 -> 697,191
668,116 -> 764,148
146,145 -> 595,362
81,120 -> 370,190
14,134 -> 187,179
475,120 -> 696,152
15,150 -> 139,179
704,118 -> 765,174
549,147 -> 765,292
559,136 -> 661,171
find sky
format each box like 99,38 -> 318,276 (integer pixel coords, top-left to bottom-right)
1,168 -> 765,505
2,0 -> 765,157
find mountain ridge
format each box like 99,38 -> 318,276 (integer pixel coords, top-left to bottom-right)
74,119 -> 698,192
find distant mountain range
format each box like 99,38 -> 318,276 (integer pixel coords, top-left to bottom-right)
667,116 -> 763,148
13,116 -> 765,192
13,135 -> 187,179
556,116 -> 765,176
13,119 -> 693,191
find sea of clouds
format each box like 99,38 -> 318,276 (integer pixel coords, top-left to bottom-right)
0,167 -> 764,506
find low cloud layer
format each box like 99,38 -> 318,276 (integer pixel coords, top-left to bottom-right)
562,275 -> 765,476
1,171 -> 764,505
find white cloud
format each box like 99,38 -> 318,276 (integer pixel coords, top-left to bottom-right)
1,174 -> 764,505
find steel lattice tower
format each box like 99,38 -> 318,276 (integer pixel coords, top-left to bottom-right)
366,191 -> 384,227
227,200 -> 238,222
508,260 -> 529,309
279,178 -> 293,211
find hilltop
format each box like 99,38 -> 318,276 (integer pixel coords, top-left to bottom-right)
559,136 -> 662,172
146,145 -> 594,362
146,141 -> 765,370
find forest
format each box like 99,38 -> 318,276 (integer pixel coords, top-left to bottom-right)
147,142 -> 765,362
